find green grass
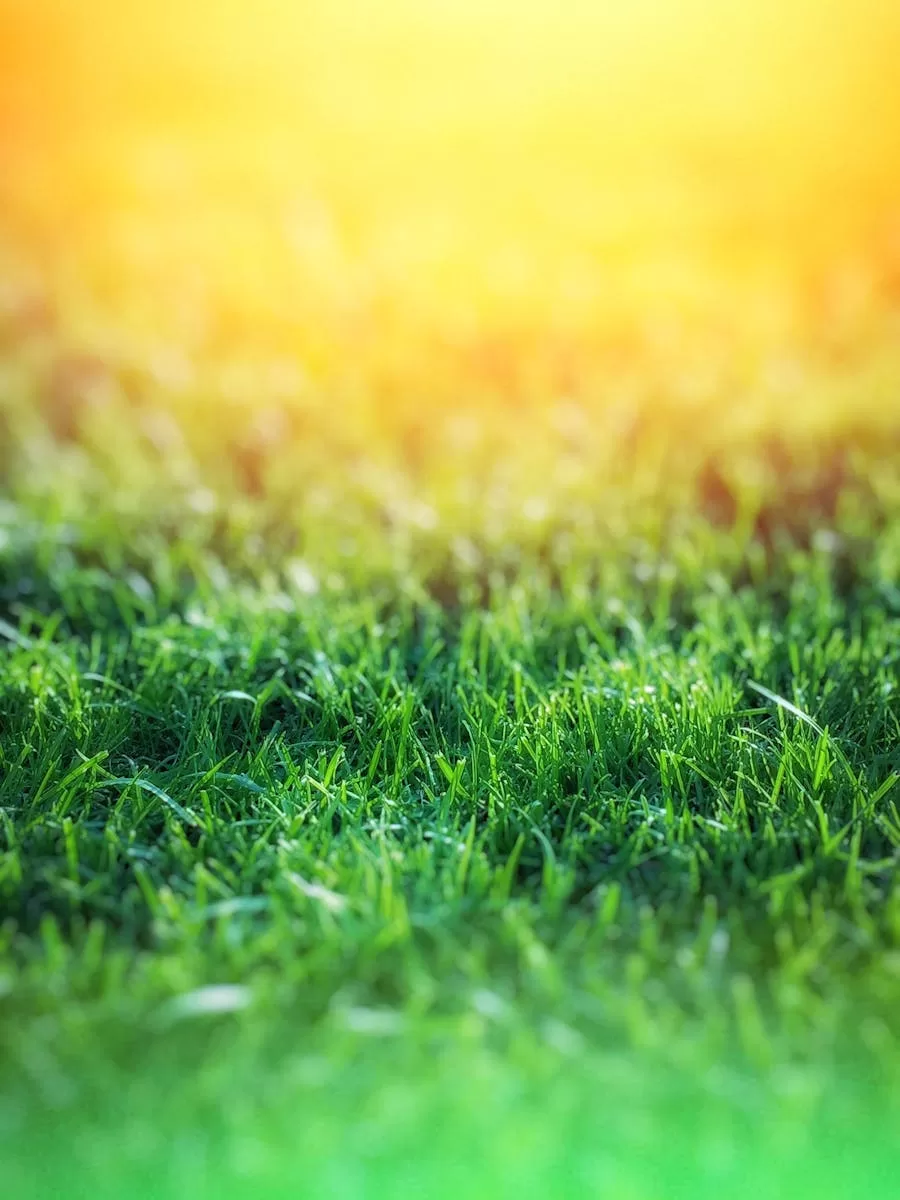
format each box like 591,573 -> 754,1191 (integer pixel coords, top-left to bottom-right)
2,216 -> 900,1192
1,434 -> 900,1194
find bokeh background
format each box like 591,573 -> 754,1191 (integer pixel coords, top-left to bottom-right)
3,1 -> 900,511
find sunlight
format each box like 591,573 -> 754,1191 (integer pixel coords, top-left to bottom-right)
2,1 -> 899,439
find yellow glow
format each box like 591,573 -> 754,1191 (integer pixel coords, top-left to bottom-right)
2,1 -> 900,447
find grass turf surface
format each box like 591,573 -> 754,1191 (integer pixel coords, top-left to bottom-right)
3,272 -> 900,1199
2,415 -> 900,1195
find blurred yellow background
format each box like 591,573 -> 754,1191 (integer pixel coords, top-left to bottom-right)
1,1 -> 900,461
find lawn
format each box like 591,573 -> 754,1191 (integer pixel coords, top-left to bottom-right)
2,3 -> 900,1196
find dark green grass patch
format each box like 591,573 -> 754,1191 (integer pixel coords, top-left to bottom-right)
1,482 -> 899,1194
2,330 -> 900,1191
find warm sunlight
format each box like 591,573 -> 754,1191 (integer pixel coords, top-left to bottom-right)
5,2 -> 899,254
2,0 -> 899,439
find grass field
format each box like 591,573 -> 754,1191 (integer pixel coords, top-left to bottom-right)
2,3 -> 900,1195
